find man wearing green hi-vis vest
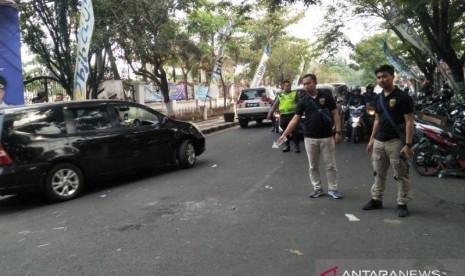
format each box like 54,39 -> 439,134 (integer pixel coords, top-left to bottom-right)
268,80 -> 301,153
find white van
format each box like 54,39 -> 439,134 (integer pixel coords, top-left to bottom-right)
235,87 -> 275,128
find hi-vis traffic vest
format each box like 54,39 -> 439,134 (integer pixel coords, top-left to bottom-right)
278,91 -> 297,114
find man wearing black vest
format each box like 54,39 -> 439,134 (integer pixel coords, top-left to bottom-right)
276,73 -> 343,199
364,64 -> 414,217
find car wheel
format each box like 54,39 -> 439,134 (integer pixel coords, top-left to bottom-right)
133,119 -> 141,126
256,119 -> 263,125
239,119 -> 248,128
178,140 -> 196,169
44,163 -> 84,202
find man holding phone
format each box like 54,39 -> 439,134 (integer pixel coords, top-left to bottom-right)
364,64 -> 414,217
276,73 -> 343,199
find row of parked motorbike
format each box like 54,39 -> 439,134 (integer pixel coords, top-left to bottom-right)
410,88 -> 465,179
339,87 -> 465,179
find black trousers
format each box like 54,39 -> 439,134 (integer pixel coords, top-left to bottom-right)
280,113 -> 300,146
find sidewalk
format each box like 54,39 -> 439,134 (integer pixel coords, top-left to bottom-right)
193,117 -> 238,134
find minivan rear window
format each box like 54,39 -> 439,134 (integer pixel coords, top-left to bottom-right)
240,89 -> 266,100
12,108 -> 66,135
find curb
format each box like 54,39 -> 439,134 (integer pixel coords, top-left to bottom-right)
201,122 -> 238,134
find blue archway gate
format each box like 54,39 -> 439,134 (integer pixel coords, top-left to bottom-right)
0,0 -> 24,105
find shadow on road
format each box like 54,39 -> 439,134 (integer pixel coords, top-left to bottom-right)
0,161 -> 209,211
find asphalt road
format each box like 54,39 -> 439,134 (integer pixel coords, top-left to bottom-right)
1,123 -> 464,276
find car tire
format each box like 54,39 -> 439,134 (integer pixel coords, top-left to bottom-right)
239,119 -> 248,128
256,119 -> 263,125
44,163 -> 84,202
178,140 -> 196,169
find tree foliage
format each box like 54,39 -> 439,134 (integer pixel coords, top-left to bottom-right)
103,0 -> 183,105
18,0 -> 79,97
316,0 -> 465,89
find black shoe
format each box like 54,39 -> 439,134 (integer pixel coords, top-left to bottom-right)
397,205 -> 409,217
362,199 -> 383,210
295,145 -> 300,153
282,145 -> 290,152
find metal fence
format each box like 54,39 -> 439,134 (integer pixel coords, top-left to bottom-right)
23,77 -> 67,104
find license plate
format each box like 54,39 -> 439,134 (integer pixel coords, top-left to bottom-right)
246,103 -> 259,107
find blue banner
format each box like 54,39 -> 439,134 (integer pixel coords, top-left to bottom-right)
197,85 -> 208,100
0,4 -> 24,105
169,83 -> 186,100
144,84 -> 163,103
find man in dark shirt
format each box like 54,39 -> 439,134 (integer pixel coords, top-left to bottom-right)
276,73 -> 343,199
364,83 -> 376,107
364,64 -> 414,217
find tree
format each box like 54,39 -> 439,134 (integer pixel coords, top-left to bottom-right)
173,33 -> 203,99
316,0 -> 465,92
264,0 -> 320,10
265,36 -> 311,86
237,6 -> 305,85
105,0 -> 182,115
19,0 -> 79,97
86,0 -> 125,99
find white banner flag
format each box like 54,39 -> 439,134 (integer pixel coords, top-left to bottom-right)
250,43 -> 271,88
208,19 -> 233,99
73,0 -> 94,100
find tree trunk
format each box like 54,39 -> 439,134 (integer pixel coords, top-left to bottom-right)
181,67 -> 190,99
106,44 -> 121,80
155,66 -> 175,118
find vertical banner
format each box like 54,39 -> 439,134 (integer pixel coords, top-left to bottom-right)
73,0 -> 94,100
383,40 -> 420,81
250,43 -> 271,88
208,19 -> 233,100
0,1 -> 24,106
292,58 -> 305,89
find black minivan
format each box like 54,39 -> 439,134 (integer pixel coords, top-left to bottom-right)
0,100 -> 205,202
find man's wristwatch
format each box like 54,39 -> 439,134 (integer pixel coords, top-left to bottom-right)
405,143 -> 413,148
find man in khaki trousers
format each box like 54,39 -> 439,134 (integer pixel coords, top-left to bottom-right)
364,64 -> 414,217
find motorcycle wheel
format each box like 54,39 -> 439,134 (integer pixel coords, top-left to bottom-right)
352,128 -> 359,144
412,148 -> 441,176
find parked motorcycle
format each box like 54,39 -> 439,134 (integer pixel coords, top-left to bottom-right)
412,120 -> 465,178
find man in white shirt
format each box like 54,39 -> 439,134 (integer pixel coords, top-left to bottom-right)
0,75 -> 9,107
